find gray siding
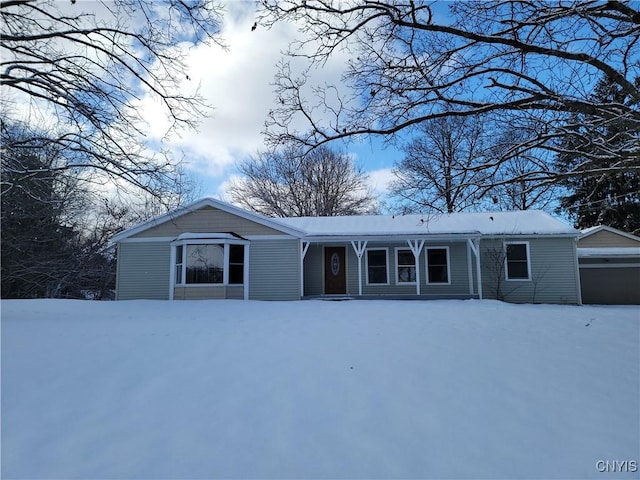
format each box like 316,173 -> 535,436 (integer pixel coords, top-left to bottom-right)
133,205 -> 287,238
249,239 -> 300,300
303,242 -> 473,297
303,244 -> 324,296
480,237 -> 580,304
117,242 -> 170,300
579,230 -> 640,248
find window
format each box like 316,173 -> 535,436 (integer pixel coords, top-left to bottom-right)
172,236 -> 248,286
396,249 -> 416,284
186,244 -> 224,284
426,247 -> 450,284
366,249 -> 388,284
505,242 -> 530,280
229,244 -> 245,284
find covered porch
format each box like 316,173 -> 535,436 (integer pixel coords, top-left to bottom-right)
298,235 -> 484,300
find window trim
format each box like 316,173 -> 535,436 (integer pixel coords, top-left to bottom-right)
171,237 -> 249,287
425,246 -> 451,285
395,247 -> 417,285
504,241 -> 531,281
365,248 -> 389,285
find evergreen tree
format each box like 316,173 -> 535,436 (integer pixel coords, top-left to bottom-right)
556,76 -> 640,234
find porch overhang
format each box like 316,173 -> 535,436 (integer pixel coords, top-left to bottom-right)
298,233 -> 484,300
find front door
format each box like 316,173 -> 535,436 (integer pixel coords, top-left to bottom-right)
324,246 -> 346,295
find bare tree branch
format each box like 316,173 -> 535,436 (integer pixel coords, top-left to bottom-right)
260,0 -> 640,185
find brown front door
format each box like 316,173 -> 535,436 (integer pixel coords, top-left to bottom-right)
324,246 -> 346,294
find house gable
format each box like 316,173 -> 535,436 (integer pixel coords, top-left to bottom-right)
131,205 -> 288,238
111,198 -> 303,242
579,226 -> 640,248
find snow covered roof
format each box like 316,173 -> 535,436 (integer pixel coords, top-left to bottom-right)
276,210 -> 578,238
111,197 -> 578,243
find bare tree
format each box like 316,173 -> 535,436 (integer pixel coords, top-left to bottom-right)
390,113 -> 491,213
228,145 -> 378,217
1,0 -> 224,198
486,122 -> 559,211
259,1 -> 640,187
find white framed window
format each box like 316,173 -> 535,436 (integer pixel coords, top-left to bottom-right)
172,235 -> 248,286
395,248 -> 417,284
504,241 -> 531,281
366,248 -> 389,285
426,246 -> 451,284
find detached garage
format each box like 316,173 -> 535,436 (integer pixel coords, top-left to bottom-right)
578,226 -> 640,305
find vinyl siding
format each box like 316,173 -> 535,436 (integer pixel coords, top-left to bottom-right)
116,242 -> 170,300
480,237 -> 580,304
303,241 -> 473,296
132,205 -> 287,238
303,244 -> 324,296
578,230 -> 640,248
249,239 -> 300,300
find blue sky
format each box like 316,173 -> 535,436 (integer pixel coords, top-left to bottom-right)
136,1 -> 406,204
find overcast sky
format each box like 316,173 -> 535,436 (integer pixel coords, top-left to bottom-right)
136,1 -> 400,204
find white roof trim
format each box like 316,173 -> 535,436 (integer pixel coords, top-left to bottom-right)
577,247 -> 640,258
110,197 -> 305,243
580,225 -> 640,243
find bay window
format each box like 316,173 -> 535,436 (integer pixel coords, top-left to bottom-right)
172,234 -> 248,286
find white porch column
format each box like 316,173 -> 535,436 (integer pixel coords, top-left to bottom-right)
243,243 -> 250,300
169,244 -> 176,301
466,240 -> 474,295
467,238 -> 483,299
406,240 -> 425,295
350,240 -> 368,296
300,241 -> 310,298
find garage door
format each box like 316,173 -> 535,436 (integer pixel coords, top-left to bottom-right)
580,267 -> 640,304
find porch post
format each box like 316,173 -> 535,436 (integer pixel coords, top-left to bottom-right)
407,240 -> 425,295
243,243 -> 250,300
467,238 -> 483,300
466,240 -> 474,295
300,241 -> 310,298
169,244 -> 176,301
350,240 -> 367,296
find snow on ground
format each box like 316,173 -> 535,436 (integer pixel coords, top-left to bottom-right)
1,299 -> 638,479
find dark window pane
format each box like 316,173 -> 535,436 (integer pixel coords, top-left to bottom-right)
230,244 -> 244,263
397,250 -> 414,266
428,249 -> 447,265
229,265 -> 244,284
368,266 -> 387,284
506,244 -> 527,261
368,250 -> 386,266
428,265 -> 448,283
507,261 -> 529,279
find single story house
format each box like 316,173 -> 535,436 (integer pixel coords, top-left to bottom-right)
577,226 -> 640,305
111,198 -> 583,304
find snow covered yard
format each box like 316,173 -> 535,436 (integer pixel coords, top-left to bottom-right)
1,299 -> 638,479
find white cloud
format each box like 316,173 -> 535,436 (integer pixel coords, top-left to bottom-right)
134,2 -> 355,195
367,167 -> 395,196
